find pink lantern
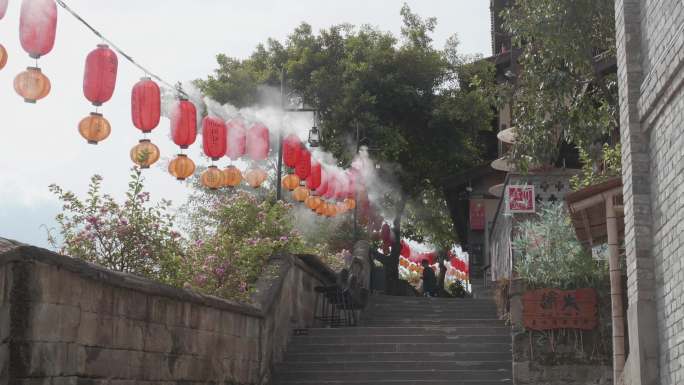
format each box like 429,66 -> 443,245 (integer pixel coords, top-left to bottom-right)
20,0 -> 57,59
226,119 -> 247,160
0,0 -> 9,19
246,122 -> 269,160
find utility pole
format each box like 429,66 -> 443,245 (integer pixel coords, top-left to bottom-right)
277,68 -> 285,200
353,121 -> 360,241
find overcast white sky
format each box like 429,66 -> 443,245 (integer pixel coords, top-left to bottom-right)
0,0 -> 491,248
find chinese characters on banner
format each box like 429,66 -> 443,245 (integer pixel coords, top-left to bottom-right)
507,184 -> 536,213
522,288 -> 598,330
469,200 -> 486,231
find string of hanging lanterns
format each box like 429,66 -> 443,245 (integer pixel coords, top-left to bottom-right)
5,0 -> 369,218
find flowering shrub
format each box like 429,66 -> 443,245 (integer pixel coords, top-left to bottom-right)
180,192 -> 310,301
48,168 -> 184,285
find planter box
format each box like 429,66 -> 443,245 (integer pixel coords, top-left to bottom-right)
522,288 -> 598,330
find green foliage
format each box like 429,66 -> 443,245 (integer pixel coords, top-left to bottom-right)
513,203 -> 608,289
501,0 -> 618,166
570,143 -> 622,191
402,187 -> 457,253
48,168 -> 184,285
447,280 -> 471,298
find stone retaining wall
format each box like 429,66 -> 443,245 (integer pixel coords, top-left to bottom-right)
0,238 -> 338,385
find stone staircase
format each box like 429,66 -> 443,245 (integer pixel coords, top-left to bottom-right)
273,294 -> 512,384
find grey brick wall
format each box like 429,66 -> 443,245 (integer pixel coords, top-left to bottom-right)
616,0 -> 684,384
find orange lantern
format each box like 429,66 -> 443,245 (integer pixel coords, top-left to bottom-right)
245,168 -> 267,188
14,67 -> 50,103
223,166 -> 242,188
293,186 -> 310,202
315,203 -> 327,216
345,198 -> 356,210
0,44 -> 7,70
281,174 -> 300,191
201,165 -> 224,190
130,139 -> 160,169
168,154 -> 195,181
336,202 -> 348,214
78,112 -> 111,144
325,203 -> 337,217
305,195 -> 322,210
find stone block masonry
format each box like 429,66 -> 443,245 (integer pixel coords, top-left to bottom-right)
0,238 -> 337,385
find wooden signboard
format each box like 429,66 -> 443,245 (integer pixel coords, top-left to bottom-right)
469,200 -> 486,231
507,184 -> 536,213
522,288 -> 598,330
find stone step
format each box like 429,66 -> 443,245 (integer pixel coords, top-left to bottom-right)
275,360 -> 512,372
275,380 -> 513,385
287,342 -> 512,353
362,319 -> 506,327
305,326 -> 511,336
275,369 -> 513,382
283,351 -> 514,363
291,334 -> 510,345
362,314 -> 501,321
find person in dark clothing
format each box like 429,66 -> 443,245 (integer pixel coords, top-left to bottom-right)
421,259 -> 437,297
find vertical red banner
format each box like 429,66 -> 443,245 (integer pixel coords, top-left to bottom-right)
469,200 -> 485,231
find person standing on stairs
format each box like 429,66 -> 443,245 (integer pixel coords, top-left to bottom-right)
421,259 -> 437,297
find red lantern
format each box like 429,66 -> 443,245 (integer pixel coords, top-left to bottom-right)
246,123 -> 269,160
170,99 -> 197,149
0,0 -> 8,19
307,161 -> 322,191
295,148 -> 311,180
20,0 -> 57,59
315,174 -> 329,197
131,77 -> 161,133
283,134 -> 300,168
400,241 -> 411,259
324,176 -> 337,200
226,119 -> 246,160
83,44 -> 118,106
202,116 -> 227,161
335,175 -> 347,201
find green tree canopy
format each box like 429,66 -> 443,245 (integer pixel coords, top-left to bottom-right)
501,0 -> 618,167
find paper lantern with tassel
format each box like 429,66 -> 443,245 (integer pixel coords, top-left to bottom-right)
223,165 -> 242,188
202,116 -> 227,161
170,99 -> 197,149
201,166 -> 224,190
283,134 -> 300,168
226,119 -> 246,160
293,186 -> 310,202
0,44 -> 7,71
78,112 -> 111,144
306,195 -> 322,211
282,174 -> 300,191
168,154 -> 195,180
130,139 -> 160,169
246,123 -> 269,161
14,66 -> 50,103
19,0 -> 57,59
245,168 -> 267,188
131,77 -> 161,133
83,44 -> 118,106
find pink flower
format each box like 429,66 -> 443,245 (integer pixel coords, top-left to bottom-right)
214,267 -> 226,278
194,274 -> 208,286
195,239 -> 204,247
279,236 -> 288,242
239,281 -> 248,292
